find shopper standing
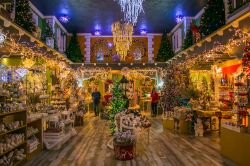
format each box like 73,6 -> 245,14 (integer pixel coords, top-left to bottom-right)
92,88 -> 101,116
151,88 -> 159,117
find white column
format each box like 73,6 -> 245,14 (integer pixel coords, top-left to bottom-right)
84,33 -> 92,63
63,35 -> 66,52
147,34 -> 154,63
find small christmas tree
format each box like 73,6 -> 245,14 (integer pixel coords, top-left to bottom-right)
199,0 -> 225,36
183,27 -> 193,50
156,30 -> 174,62
65,32 -> 83,62
41,20 -> 53,42
109,82 -> 126,134
15,0 -> 36,33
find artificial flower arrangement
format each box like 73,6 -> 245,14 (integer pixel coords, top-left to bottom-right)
113,130 -> 135,145
116,109 -> 151,129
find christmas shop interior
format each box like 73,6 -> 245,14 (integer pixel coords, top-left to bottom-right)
0,0 -> 250,166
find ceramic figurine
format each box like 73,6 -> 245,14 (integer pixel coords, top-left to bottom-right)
195,118 -> 204,137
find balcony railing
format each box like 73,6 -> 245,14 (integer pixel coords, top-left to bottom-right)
227,2 -> 250,23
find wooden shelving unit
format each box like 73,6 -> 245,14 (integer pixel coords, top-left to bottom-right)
26,118 -> 43,160
0,109 -> 27,166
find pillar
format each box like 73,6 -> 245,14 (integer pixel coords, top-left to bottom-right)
84,33 -> 92,63
147,34 -> 154,63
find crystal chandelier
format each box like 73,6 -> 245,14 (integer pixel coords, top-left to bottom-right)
115,0 -> 144,25
112,22 -> 133,60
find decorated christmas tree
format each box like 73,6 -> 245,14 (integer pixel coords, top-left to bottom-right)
65,32 -> 83,62
15,0 -> 36,33
183,27 -> 193,50
156,30 -> 174,62
109,82 -> 126,134
199,0 -> 225,36
160,69 -> 180,113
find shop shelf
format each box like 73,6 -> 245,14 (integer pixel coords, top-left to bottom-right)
0,110 -> 26,117
0,141 -> 26,157
0,125 -> 26,137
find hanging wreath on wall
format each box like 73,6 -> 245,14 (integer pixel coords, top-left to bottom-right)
91,40 -> 114,62
127,40 -> 147,62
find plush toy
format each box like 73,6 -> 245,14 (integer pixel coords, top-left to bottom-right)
195,118 -> 204,137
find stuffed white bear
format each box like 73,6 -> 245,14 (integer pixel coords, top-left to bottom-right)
195,118 -> 204,137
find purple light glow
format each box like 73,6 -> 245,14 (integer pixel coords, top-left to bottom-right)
107,42 -> 113,47
59,15 -> 70,23
140,29 -> 147,35
176,14 -> 184,24
176,10 -> 184,24
94,30 -> 101,36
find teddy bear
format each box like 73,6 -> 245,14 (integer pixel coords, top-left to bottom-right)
195,118 -> 204,137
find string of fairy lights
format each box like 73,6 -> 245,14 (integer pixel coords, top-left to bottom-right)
166,28 -> 250,71
1,16 -> 249,96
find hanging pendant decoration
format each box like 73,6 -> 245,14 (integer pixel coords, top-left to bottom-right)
115,0 -> 144,25
112,22 -> 133,60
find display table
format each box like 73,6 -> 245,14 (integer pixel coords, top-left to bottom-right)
194,109 -> 222,132
221,127 -> 250,166
128,105 -> 140,111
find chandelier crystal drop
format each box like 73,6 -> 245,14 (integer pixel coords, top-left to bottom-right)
112,22 -> 133,60
115,0 -> 144,25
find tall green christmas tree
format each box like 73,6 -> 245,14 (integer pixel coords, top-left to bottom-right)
156,30 -> 174,62
109,82 -> 126,134
183,27 -> 193,50
15,0 -> 36,33
65,32 -> 83,62
199,0 -> 225,36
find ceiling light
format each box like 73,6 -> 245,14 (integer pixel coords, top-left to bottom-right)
59,15 -> 70,23
140,29 -> 147,35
